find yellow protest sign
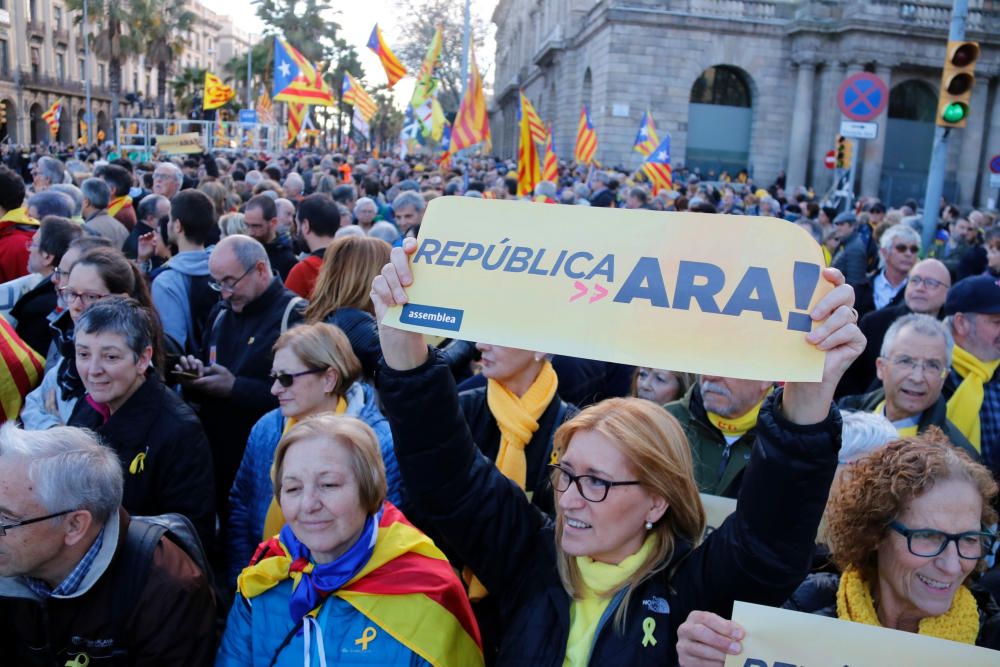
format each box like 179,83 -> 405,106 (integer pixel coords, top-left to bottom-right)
382,198 -> 833,381
155,132 -> 203,154
726,601 -> 999,666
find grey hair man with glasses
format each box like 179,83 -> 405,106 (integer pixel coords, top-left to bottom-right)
839,314 -> 977,458
0,423 -> 215,664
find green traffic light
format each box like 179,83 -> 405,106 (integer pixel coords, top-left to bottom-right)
942,102 -> 968,123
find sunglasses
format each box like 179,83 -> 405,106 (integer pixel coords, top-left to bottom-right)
269,367 -> 326,388
894,244 -> 920,254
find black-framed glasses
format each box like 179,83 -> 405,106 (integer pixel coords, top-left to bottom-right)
58,287 -> 109,306
909,275 -> 948,290
0,509 -> 77,537
548,464 -> 641,503
208,265 -> 255,293
889,521 -> 996,560
269,368 -> 326,388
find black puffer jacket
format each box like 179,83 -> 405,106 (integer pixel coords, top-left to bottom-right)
378,351 -> 842,666
324,307 -> 381,379
785,572 -> 1000,650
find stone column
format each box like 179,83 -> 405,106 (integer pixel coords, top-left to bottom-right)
860,64 -> 892,200
812,61 -> 847,190
981,76 -> 1000,209
786,60 -> 817,192
956,77 -> 990,207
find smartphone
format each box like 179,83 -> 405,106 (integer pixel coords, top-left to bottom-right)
173,369 -> 201,380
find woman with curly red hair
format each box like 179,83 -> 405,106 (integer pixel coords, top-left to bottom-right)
677,433 -> 1000,664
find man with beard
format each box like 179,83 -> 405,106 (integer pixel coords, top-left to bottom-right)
284,193 -> 339,298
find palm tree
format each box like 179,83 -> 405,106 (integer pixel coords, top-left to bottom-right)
131,0 -> 196,118
171,66 -> 207,118
67,0 -> 143,127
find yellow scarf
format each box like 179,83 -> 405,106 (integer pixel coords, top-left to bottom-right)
873,400 -> 919,437
836,568 -> 980,644
108,195 -> 133,217
466,361 -> 558,601
0,207 -> 39,227
262,397 -> 348,539
706,394 -> 768,439
947,345 -> 1000,452
564,536 -> 655,666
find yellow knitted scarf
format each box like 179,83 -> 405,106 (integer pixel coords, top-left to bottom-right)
836,568 -> 980,644
706,394 -> 767,439
262,397 -> 348,539
0,207 -> 39,227
947,345 -> 1000,452
467,361 -> 557,600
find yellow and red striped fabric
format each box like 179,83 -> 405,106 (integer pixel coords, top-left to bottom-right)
42,100 -> 62,138
367,24 -> 408,89
203,72 -> 235,110
519,91 -> 547,146
542,130 -> 559,183
517,102 -> 541,197
342,73 -> 378,123
287,103 -> 307,147
239,502 -> 483,667
0,316 -> 44,424
574,105 -> 597,165
451,49 -> 490,152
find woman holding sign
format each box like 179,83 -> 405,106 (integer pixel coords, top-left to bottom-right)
676,435 -> 1000,664
370,238 -> 864,665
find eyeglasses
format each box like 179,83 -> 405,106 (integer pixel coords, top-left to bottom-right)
894,243 -> 920,255
58,287 -> 109,306
889,521 -> 996,560
548,464 -> 641,503
269,367 -> 326,388
0,508 -> 77,537
208,265 -> 255,293
909,275 -> 948,290
885,355 -> 948,379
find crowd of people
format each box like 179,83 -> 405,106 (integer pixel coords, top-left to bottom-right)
0,143 -> 998,666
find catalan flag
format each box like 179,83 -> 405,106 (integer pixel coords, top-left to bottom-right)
367,24 -> 407,89
437,122 -> 452,171
255,90 -> 275,125
517,96 -> 541,197
450,48 -> 490,152
632,109 -> 660,157
239,503 -> 484,667
0,315 -> 45,424
411,25 -> 443,110
342,73 -> 378,123
542,129 -> 559,183
78,118 -> 88,145
573,105 -> 597,165
272,37 -> 335,106
214,119 -> 227,148
287,103 -> 307,147
42,100 -> 62,138
519,91 -> 547,145
642,134 -> 673,193
203,72 -> 235,110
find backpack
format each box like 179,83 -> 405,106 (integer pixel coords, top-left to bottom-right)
110,513 -> 216,644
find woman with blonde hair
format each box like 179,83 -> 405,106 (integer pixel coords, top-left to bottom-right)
225,321 -> 402,586
303,235 -> 390,378
218,415 -> 482,666
371,239 -> 865,665
218,212 -> 247,238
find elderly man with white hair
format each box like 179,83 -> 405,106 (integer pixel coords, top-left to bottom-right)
870,224 -> 921,311
282,172 -> 304,201
152,161 -> 183,199
0,423 -> 216,663
353,196 -> 378,233
31,156 -> 65,194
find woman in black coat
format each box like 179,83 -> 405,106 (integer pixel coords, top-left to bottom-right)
371,240 -> 864,666
67,297 -> 215,548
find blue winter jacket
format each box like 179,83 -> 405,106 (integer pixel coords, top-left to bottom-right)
225,381 -> 403,585
215,580 -> 430,666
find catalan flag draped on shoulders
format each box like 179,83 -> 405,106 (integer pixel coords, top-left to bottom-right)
368,24 -> 407,89
450,47 -> 490,152
0,316 -> 44,424
574,105 -> 597,165
227,502 -> 483,667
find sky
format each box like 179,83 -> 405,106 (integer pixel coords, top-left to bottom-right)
201,0 -> 498,107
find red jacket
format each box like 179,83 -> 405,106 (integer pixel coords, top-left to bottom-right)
0,207 -> 38,282
284,252 -> 324,298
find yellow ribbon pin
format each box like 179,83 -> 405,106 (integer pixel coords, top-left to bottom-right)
128,452 -> 146,475
354,626 -> 377,651
549,449 -> 559,465
641,617 -> 657,647
65,654 -> 90,667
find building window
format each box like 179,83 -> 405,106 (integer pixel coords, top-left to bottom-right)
55,6 -> 62,28
30,47 -> 40,77
690,66 -> 752,108
28,0 -> 37,22
99,63 -> 105,86
146,68 -> 151,96
0,39 -> 8,76
56,53 -> 65,80
132,71 -> 138,92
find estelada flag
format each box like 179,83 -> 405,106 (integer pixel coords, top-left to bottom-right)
203,72 -> 235,110
342,73 -> 377,123
42,100 -> 62,138
517,97 -> 541,197
367,24 -> 407,89
632,110 -> 660,158
642,134 -> 674,192
542,129 -> 559,183
0,316 -> 44,424
273,37 -> 335,106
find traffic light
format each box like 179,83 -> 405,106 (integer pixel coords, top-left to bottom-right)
0,103 -> 6,126
835,135 -> 853,169
936,40 -> 979,128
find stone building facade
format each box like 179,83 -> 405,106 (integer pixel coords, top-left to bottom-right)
490,0 -> 1000,207
0,0 -> 253,146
